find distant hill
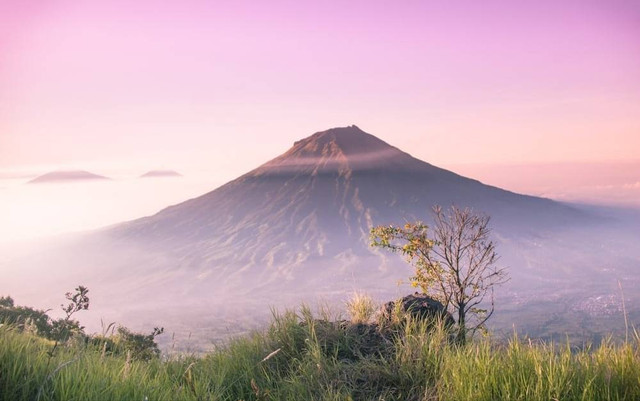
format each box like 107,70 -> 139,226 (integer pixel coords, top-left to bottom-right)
140,170 -> 182,178
28,170 -> 110,184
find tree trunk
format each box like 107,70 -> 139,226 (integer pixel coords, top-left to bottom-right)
457,302 -> 466,345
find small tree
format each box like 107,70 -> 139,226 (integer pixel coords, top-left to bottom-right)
371,205 -> 508,344
51,286 -> 90,343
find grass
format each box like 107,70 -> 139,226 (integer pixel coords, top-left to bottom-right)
1,308 -> 640,401
345,292 -> 377,324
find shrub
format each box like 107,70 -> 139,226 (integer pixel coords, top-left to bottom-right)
113,326 -> 164,361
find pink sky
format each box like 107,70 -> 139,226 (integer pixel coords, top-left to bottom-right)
1,0 -> 640,175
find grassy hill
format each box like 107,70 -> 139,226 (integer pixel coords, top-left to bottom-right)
2,304 -> 639,401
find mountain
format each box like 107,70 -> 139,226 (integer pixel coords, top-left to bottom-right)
105,125 -> 588,295
28,170 -> 110,184
140,170 -> 182,178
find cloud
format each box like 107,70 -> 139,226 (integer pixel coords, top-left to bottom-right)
539,181 -> 640,208
623,181 -> 640,189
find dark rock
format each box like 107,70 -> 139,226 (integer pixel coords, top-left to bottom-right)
383,292 -> 455,327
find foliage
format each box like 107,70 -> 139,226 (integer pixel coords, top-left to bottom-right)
50,286 -> 90,344
1,288 -> 166,368
346,292 -> 377,324
371,205 -> 509,344
0,302 -> 53,338
0,287 -> 90,344
60,286 -> 89,320
2,306 -> 640,401
0,295 -> 15,307
113,326 -> 165,361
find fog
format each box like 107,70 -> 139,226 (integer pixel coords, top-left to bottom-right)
1,167 -> 639,351
447,161 -> 640,208
0,174 -> 220,243
2,162 -> 638,244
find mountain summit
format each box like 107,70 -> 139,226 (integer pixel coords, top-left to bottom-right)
250,125 -> 442,180
257,125 -> 418,174
291,125 -> 389,156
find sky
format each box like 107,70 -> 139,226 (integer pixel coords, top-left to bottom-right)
2,0 -> 639,171
1,0 -> 639,241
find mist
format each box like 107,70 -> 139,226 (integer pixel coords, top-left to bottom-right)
0,173 -> 220,243
447,161 -> 640,208
2,168 -> 640,351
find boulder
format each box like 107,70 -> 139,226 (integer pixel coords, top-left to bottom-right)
382,292 -> 455,327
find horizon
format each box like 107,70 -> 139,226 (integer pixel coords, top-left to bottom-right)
1,126 -> 639,243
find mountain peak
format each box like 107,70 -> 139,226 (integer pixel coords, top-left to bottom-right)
257,126 -> 418,175
292,125 -> 390,156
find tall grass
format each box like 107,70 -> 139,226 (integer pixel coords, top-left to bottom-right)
1,309 -> 639,401
346,292 -> 377,324
435,334 -> 640,401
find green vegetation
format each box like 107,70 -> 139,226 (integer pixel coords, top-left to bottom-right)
0,287 -> 165,373
2,301 -> 640,401
0,287 -> 91,344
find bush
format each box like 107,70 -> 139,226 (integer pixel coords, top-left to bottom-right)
0,302 -> 55,339
113,326 -> 164,361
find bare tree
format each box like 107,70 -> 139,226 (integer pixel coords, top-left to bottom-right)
371,205 -> 508,344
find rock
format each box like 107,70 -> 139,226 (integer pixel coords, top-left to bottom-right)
382,292 -> 455,327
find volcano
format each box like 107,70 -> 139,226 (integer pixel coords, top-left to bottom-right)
102,125 -> 586,296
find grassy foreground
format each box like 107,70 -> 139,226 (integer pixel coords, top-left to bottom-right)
1,307 -> 640,401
